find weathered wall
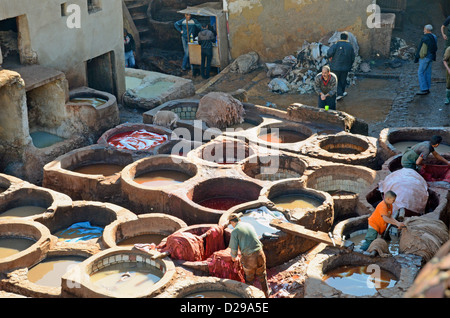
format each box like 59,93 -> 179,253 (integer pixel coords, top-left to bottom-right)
225,0 -> 376,62
0,0 -> 125,99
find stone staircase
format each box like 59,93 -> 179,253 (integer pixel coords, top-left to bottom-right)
123,0 -> 153,49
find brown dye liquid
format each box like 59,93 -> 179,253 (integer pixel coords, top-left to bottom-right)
117,234 -> 166,246
323,265 -> 397,297
259,131 -> 306,144
323,147 -> 362,154
0,237 -> 35,259
134,170 -> 191,187
69,97 -> 107,108
27,256 -> 86,287
72,164 -> 124,176
90,262 -> 163,297
271,194 -> 322,210
185,291 -> 240,298
0,206 -> 47,218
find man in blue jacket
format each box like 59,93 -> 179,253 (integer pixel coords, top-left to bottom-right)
327,32 -> 355,101
174,13 -> 202,71
415,24 -> 438,95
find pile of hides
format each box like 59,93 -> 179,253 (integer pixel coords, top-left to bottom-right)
399,217 -> 449,262
229,51 -> 260,74
378,168 -> 429,215
158,231 -> 205,261
207,248 -> 246,283
266,31 -> 362,94
390,37 -> 416,61
157,225 -> 246,281
367,238 -> 391,257
153,110 -> 179,129
196,92 -> 245,129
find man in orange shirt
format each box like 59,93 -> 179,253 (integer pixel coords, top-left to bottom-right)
360,191 -> 406,251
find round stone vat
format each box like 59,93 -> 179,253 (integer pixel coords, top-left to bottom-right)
219,198 -> 329,268
2,249 -> 91,298
61,247 -> 176,298
304,164 -> 377,224
0,186 -> 72,220
333,215 -> 400,256
257,122 -> 313,146
156,276 -> 266,298
304,247 -> 421,298
180,178 -> 263,225
97,123 -> 172,157
188,136 -> 255,166
120,155 -> 198,214
37,201 -> 136,246
361,186 -> 445,218
43,144 -> 134,202
382,153 -> 450,176
0,173 -> 24,195
66,86 -> 120,136
102,213 -> 188,249
241,153 -> 308,182
0,219 -> 52,272
301,132 -> 379,169
378,127 -> 450,161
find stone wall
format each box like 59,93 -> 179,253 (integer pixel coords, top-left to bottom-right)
0,0 -> 125,99
225,0 -> 379,62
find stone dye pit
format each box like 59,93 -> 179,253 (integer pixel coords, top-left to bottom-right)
0,70 -> 120,184
0,88 -> 448,298
60,247 -> 176,298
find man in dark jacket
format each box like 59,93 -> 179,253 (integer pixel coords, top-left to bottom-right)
415,24 -> 438,95
327,32 -> 355,101
124,29 -> 136,68
198,23 -> 216,79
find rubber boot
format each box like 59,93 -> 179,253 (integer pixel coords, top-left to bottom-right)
446,89 -> 450,105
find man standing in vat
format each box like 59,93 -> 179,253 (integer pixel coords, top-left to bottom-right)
227,213 -> 271,298
360,191 -> 406,252
314,65 -> 338,111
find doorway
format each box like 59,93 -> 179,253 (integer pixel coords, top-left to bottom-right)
87,51 -> 117,96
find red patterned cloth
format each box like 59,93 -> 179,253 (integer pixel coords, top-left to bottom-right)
207,248 -> 246,283
157,231 -> 204,261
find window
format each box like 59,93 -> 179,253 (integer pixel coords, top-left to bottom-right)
87,0 -> 102,14
61,3 -> 68,17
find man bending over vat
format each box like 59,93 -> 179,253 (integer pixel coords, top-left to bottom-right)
401,135 -> 450,171
227,213 -> 270,298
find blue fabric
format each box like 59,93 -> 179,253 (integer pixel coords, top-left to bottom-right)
58,221 -> 103,243
181,36 -> 190,70
418,57 -> 433,91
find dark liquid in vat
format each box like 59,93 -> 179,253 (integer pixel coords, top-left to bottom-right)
197,197 -> 248,210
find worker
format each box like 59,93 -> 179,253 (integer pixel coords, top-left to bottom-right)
124,28 -> 136,68
314,65 -> 338,110
401,135 -> 450,171
227,213 -> 270,298
198,23 -> 216,79
174,13 -> 202,72
360,191 -> 406,252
